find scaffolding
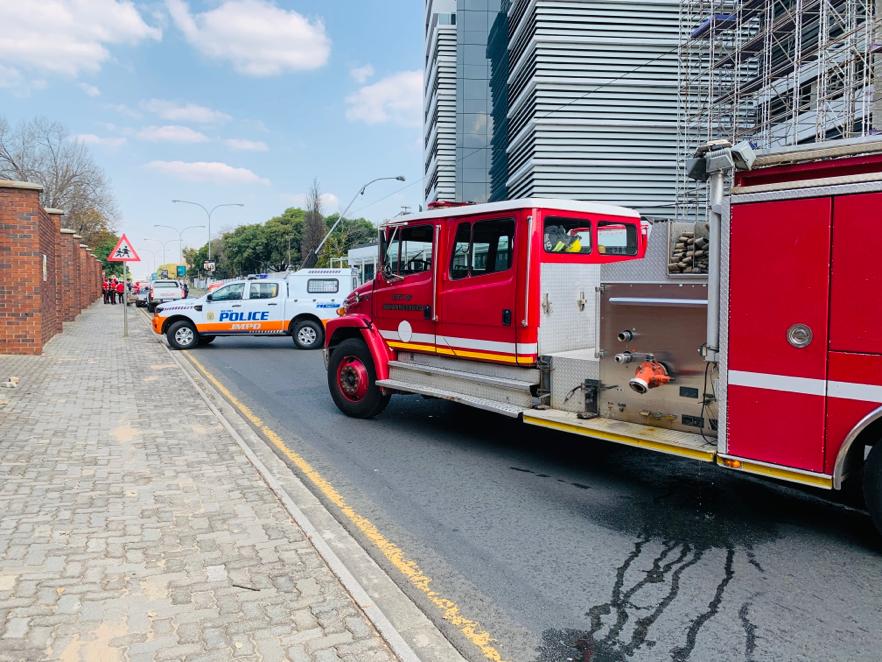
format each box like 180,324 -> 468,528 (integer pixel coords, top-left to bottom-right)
676,0 -> 879,219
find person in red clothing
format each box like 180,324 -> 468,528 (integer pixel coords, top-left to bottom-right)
102,280 -> 110,304
109,277 -> 118,304
115,279 -> 125,304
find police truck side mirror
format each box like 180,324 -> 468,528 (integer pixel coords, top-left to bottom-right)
206,293 -> 213,302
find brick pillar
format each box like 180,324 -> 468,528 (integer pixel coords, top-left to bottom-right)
45,208 -> 64,336
0,179 -> 46,354
71,235 -> 83,314
59,229 -> 78,321
78,244 -> 90,312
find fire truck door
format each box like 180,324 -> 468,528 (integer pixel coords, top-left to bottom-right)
372,223 -> 436,353
726,196 -> 832,472
436,218 -> 518,363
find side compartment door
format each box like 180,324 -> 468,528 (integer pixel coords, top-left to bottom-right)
726,196 -> 831,472
436,217 -> 518,363
372,222 -> 437,352
241,280 -> 286,334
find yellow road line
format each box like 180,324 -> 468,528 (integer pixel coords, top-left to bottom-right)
184,352 -> 505,662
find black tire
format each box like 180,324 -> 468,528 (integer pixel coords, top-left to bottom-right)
198,335 -> 216,346
147,302 -> 155,313
293,319 -> 324,350
863,443 -> 882,535
166,320 -> 198,350
327,338 -> 390,418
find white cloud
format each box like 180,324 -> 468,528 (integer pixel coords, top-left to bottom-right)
137,125 -> 209,143
73,133 -> 126,147
166,0 -> 330,76
224,138 -> 269,152
79,82 -> 101,97
346,70 -> 422,128
146,160 -> 270,185
281,192 -> 339,212
0,1 -> 160,77
108,103 -> 142,119
349,64 -> 374,84
142,99 -> 231,124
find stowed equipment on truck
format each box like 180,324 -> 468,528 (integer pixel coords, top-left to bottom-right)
324,138 -> 882,535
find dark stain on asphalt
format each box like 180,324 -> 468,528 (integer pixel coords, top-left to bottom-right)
535,473 -> 773,662
511,465 -> 593,490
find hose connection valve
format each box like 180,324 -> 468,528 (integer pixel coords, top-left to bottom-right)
629,361 -> 672,394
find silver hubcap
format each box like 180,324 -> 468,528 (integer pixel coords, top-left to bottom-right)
298,326 -> 317,345
175,327 -> 195,346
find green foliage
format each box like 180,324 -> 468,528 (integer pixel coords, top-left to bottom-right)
91,230 -> 124,276
185,207 -> 374,277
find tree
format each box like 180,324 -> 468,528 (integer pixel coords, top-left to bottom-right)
0,116 -> 118,245
91,230 -> 124,277
301,179 -> 325,261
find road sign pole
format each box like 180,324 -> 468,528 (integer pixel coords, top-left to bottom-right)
123,264 -> 128,338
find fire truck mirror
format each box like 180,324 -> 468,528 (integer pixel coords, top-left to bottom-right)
667,221 -> 709,277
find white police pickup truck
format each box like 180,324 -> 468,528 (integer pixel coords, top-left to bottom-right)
151,269 -> 355,350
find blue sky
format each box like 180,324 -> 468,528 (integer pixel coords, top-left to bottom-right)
1,1 -> 425,279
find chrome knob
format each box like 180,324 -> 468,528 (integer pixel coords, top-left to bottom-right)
787,323 -> 813,349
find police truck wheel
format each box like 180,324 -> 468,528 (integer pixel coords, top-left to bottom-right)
198,335 -> 216,346
293,319 -> 323,350
167,321 -> 198,350
327,339 -> 390,418
862,443 -> 882,535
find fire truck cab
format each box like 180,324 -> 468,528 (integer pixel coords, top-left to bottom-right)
325,140 -> 882,534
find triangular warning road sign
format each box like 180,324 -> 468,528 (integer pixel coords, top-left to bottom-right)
107,233 -> 141,262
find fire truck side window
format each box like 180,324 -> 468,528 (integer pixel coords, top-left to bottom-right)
597,221 -> 638,256
449,219 -> 514,279
544,217 -> 592,254
386,224 -> 433,276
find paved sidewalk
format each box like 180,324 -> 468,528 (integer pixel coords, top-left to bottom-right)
0,304 -> 398,662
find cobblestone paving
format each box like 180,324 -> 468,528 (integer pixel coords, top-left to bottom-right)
0,304 -> 397,662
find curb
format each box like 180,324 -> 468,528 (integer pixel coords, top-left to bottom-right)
143,311 -> 466,662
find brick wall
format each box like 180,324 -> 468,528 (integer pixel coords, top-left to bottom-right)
0,180 -> 47,354
0,180 -> 99,355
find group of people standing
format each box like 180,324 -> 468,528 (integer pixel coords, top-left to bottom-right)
102,277 -> 126,304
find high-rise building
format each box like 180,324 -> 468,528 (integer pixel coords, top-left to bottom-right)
423,0 -> 458,203
505,0 -> 682,215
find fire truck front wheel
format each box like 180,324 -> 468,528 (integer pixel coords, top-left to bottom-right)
862,442 -> 882,535
327,338 -> 390,418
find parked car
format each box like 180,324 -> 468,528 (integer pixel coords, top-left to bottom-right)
151,268 -> 356,350
134,287 -> 150,307
147,280 -> 185,312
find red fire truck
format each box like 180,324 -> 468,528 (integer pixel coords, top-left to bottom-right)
324,138 -> 882,533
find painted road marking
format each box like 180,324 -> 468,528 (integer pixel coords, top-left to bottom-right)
184,352 -> 505,662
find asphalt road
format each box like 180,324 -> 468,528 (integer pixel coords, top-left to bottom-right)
189,335 -> 882,662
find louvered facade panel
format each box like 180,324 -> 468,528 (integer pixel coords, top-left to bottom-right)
506,0 -> 682,216
424,2 -> 458,203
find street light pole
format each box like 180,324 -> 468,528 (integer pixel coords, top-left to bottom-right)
171,200 -> 244,262
301,175 -> 405,269
142,238 -> 169,265
154,224 -> 206,263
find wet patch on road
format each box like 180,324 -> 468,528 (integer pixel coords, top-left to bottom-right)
535,474 -> 777,661
511,465 -> 593,491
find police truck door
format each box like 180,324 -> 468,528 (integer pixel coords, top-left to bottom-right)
243,280 -> 285,334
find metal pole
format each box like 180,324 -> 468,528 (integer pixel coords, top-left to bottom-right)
705,165 -> 725,363
123,263 -> 129,338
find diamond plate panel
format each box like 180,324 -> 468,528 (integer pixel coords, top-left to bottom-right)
538,262 -> 599,354
548,349 -> 601,413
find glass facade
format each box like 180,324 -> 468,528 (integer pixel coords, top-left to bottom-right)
455,0 -> 507,203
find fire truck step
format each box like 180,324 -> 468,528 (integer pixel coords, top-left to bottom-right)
376,379 -> 527,418
387,360 -> 536,392
522,409 -> 717,462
